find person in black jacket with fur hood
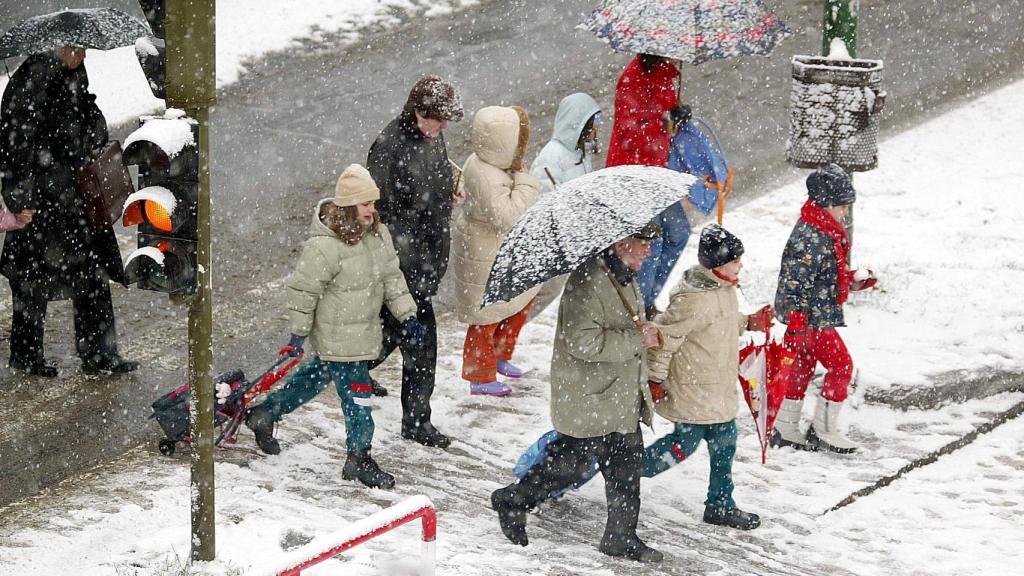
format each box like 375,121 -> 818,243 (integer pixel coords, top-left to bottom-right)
365,75 -> 463,449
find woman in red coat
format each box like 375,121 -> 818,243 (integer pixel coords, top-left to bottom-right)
606,54 -> 681,168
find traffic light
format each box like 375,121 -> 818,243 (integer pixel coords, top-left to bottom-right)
135,0 -> 166,98
121,109 -> 199,294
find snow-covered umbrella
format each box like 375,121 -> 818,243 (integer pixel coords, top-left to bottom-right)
0,8 -> 151,59
580,0 -> 792,66
481,165 -> 696,307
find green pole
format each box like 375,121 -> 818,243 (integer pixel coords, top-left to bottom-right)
822,0 -> 859,57
165,0 -> 217,562
822,0 -> 859,250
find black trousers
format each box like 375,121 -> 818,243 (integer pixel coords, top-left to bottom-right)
368,293 -> 437,428
507,430 -> 644,544
9,276 -> 117,364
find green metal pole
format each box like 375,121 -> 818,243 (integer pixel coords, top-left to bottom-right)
823,0 -> 859,251
165,0 -> 216,562
822,0 -> 859,58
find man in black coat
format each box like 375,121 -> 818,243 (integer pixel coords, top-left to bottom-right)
0,46 -> 137,377
365,75 -> 463,448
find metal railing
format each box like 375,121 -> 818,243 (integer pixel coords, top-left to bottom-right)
248,495 -> 437,576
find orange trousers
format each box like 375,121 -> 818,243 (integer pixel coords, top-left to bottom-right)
462,298 -> 535,383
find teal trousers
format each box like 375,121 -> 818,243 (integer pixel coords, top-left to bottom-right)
641,420 -> 738,510
260,357 -> 374,452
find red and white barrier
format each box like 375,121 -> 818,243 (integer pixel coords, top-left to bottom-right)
248,495 -> 437,576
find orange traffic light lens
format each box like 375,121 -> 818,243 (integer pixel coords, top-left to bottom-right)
144,200 -> 173,232
123,203 -> 143,226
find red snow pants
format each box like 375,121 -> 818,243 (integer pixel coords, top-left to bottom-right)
785,328 -> 854,403
462,298 -> 535,383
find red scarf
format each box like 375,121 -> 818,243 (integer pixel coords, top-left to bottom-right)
799,199 -> 850,305
712,269 -> 739,286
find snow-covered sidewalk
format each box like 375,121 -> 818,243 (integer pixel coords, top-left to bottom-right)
2,70 -> 1023,576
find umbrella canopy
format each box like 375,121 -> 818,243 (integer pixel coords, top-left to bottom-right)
0,8 -> 150,59
482,165 -> 696,307
581,0 -> 792,65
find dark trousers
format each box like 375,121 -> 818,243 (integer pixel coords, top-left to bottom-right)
506,430 -> 644,544
368,293 -> 437,428
9,276 -> 117,364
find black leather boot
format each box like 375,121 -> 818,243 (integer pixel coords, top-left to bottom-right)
342,449 -> 395,489
245,405 -> 281,455
491,487 -> 528,546
599,536 -> 664,563
401,420 -> 451,449
703,507 -> 761,530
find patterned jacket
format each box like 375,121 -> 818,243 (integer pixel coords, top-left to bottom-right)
775,220 -> 846,329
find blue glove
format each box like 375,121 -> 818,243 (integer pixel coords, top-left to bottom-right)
279,333 -> 306,357
400,317 -> 427,350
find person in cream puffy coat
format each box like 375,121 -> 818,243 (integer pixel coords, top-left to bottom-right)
452,105 -> 540,396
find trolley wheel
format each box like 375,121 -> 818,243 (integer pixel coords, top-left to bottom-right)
158,439 -> 176,456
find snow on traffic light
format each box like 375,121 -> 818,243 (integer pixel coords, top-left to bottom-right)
121,109 -> 198,295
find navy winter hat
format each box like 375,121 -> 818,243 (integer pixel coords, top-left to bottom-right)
807,164 -> 856,207
698,224 -> 744,269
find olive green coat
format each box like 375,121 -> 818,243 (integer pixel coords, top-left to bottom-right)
550,256 -> 655,438
287,199 -> 417,362
648,266 -> 749,424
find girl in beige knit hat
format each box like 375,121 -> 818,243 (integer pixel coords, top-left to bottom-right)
245,164 -> 427,489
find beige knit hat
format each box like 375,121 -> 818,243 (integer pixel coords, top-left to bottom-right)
333,164 -> 380,207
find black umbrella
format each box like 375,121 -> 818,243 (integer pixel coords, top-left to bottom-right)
482,165 -> 696,307
0,8 -> 150,60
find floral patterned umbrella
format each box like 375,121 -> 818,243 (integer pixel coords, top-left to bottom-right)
581,0 -> 793,65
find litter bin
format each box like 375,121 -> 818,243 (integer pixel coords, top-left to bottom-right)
787,55 -> 885,172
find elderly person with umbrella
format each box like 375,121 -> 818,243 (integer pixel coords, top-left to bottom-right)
0,9 -> 148,376
485,165 -> 697,562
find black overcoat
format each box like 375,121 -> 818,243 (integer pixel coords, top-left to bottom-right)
0,53 -> 125,299
366,110 -> 455,299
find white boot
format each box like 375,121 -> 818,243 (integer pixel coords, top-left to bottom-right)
770,398 -> 815,450
808,397 -> 858,453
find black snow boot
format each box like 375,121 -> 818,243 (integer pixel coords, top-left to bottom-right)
342,449 -> 396,489
245,405 -> 281,455
491,487 -> 529,546
599,536 -> 664,563
369,377 -> 388,397
703,507 -> 761,530
401,420 -> 451,449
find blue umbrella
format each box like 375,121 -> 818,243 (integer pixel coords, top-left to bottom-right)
581,0 -> 792,65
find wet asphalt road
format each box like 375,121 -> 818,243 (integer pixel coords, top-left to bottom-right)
1,0 -> 1023,506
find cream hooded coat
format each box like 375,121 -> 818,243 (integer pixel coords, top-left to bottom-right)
648,265 -> 749,424
453,106 -> 541,325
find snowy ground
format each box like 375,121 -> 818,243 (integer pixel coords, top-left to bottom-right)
0,0 -> 478,127
2,44 -> 1024,576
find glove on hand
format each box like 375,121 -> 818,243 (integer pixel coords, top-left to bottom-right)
648,380 -> 668,403
279,333 -> 306,357
783,311 -> 808,352
848,268 -> 878,291
746,304 -> 774,333
401,317 -> 427,350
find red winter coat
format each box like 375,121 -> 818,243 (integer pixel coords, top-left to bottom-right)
605,56 -> 679,168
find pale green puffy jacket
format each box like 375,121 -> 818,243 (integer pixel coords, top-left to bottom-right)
287,199 -> 417,362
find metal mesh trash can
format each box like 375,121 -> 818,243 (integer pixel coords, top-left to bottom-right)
787,55 -> 885,172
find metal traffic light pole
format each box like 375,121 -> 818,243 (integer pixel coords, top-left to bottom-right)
164,0 -> 216,561
822,0 -> 859,251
